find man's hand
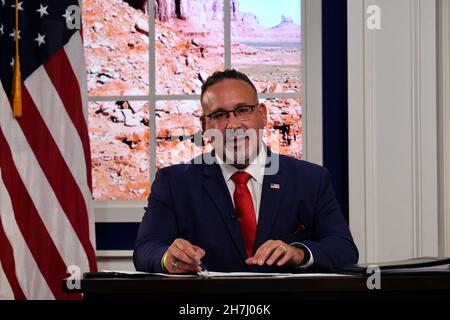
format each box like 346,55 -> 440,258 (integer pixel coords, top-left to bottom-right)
163,238 -> 205,273
245,240 -> 305,267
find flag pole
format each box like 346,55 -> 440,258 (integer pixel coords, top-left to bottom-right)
12,0 -> 22,117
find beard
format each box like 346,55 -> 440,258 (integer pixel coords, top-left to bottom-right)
220,129 -> 260,166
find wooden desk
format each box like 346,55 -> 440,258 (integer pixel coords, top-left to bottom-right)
73,273 -> 450,302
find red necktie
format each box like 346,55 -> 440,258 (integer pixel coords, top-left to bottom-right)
231,171 -> 257,258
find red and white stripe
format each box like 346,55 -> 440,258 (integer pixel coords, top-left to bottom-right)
0,31 -> 97,300
0,257 -> 15,300
0,170 -> 53,299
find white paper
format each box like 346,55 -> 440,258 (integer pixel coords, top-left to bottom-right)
101,270 -> 355,278
202,272 -> 354,278
101,269 -> 149,275
101,270 -> 198,277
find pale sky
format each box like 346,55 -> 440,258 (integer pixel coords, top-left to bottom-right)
237,0 -> 301,28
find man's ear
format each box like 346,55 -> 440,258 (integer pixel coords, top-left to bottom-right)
258,103 -> 268,127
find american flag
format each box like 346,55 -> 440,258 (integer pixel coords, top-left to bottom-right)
0,0 -> 97,299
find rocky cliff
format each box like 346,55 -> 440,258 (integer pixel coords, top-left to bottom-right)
152,0 -> 299,41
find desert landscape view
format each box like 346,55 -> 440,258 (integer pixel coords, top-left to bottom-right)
83,0 -> 302,200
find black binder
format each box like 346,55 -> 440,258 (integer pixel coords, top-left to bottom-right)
336,257 -> 450,275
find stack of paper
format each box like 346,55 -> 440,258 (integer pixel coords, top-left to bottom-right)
337,257 -> 450,275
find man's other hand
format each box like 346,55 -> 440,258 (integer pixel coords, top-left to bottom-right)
245,240 -> 304,267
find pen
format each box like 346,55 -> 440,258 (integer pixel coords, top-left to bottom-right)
198,260 -> 209,277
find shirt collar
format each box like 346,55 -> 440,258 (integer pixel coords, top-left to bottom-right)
216,144 -> 267,184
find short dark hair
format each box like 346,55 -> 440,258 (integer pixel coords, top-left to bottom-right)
200,69 -> 257,102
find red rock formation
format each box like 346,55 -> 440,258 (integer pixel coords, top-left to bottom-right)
89,100 -> 150,200
155,0 -> 223,23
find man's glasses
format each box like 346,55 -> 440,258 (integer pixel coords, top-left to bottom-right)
205,104 -> 259,123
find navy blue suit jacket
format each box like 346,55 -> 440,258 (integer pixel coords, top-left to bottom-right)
134,152 -> 358,273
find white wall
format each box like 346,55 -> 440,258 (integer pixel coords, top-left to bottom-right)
97,252 -> 135,271
348,0 -> 439,263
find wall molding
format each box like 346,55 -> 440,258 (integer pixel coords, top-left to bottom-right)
303,0 -> 323,165
437,0 -> 450,257
414,0 -> 438,257
96,250 -> 133,258
348,0 -> 438,263
347,0 -> 367,262
363,0 -> 379,262
410,0 -> 422,257
94,200 -> 146,223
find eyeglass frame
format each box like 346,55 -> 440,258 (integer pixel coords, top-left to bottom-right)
203,104 -> 260,122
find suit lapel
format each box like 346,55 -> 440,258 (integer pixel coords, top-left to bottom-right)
202,161 -> 248,260
254,153 -> 284,251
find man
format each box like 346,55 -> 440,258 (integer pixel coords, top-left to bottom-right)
134,69 -> 358,273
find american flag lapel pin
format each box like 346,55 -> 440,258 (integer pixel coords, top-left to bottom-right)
270,183 -> 280,189
295,224 -> 305,233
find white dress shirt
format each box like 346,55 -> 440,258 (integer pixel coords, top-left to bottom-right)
216,145 -> 266,222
